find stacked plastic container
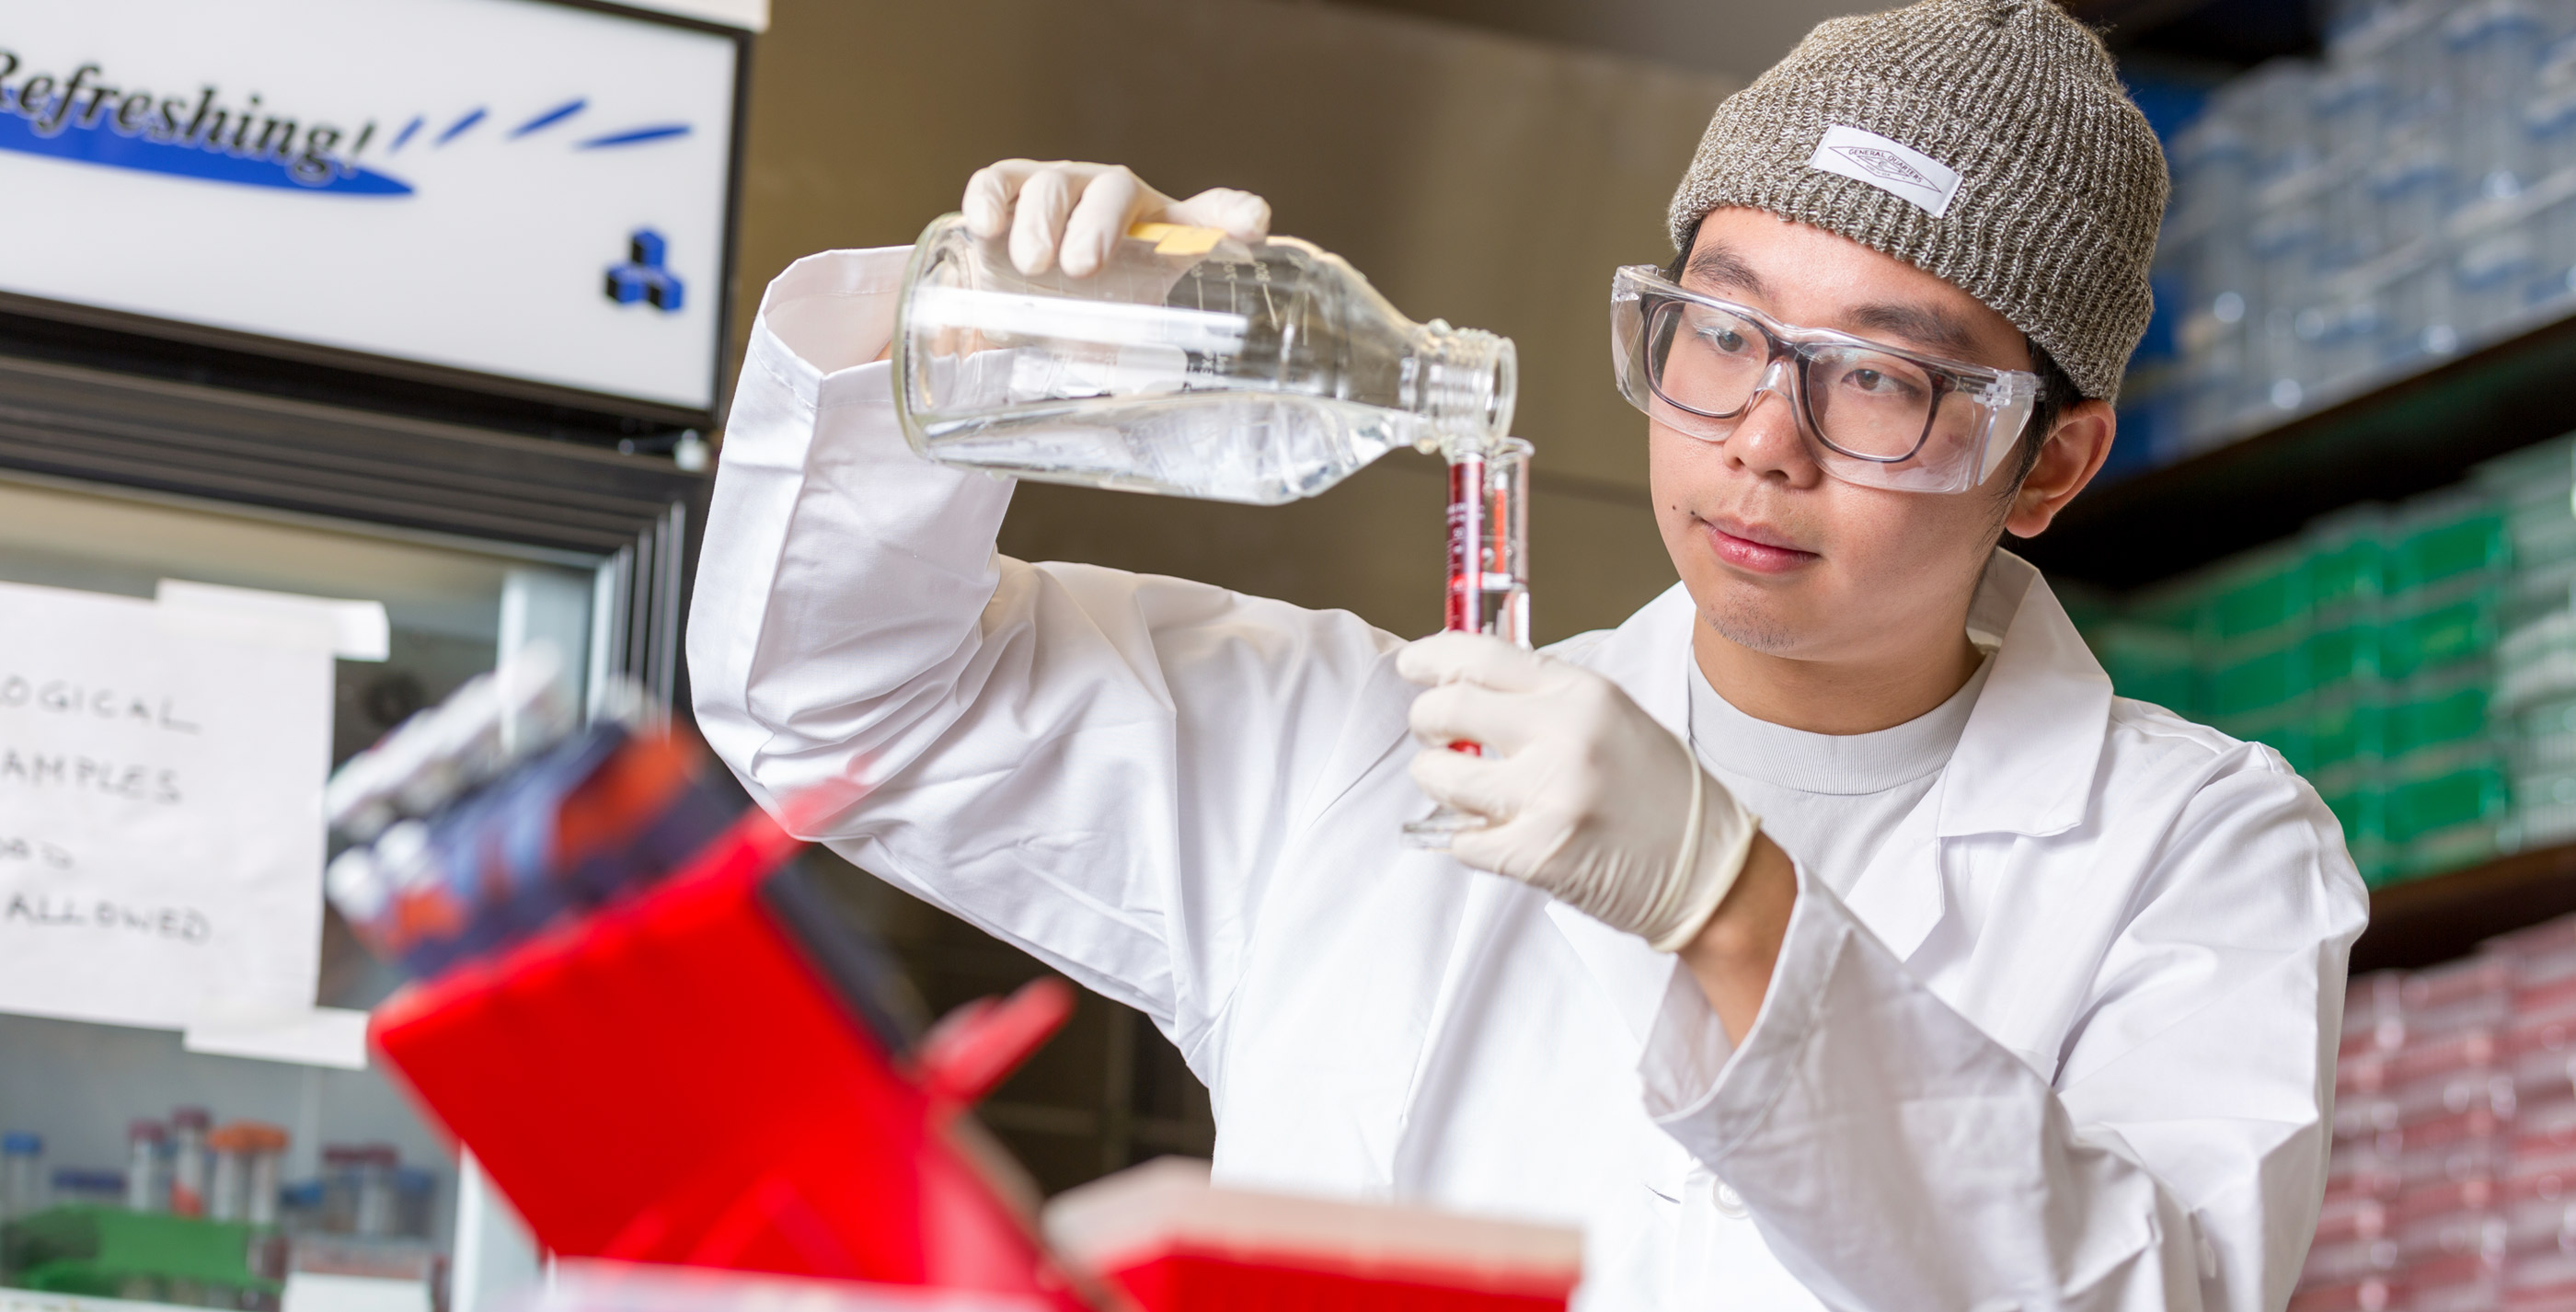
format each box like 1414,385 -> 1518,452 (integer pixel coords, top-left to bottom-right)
2478,440 -> 2576,849
2079,478 -> 2514,885
320,648 -> 739,978
2144,0 -> 2576,457
2303,915 -> 2576,1311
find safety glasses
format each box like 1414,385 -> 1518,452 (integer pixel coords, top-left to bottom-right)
1610,265 -> 2042,494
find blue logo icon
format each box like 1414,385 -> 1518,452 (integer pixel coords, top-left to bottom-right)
605,229 -> 684,313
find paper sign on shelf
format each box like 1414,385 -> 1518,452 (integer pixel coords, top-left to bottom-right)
184,1005 -> 370,1070
156,579 -> 391,662
0,579 -> 334,1032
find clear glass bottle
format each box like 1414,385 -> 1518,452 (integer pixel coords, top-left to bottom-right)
894,214 -> 1518,505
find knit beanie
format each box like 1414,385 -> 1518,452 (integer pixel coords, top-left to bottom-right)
1667,0 -> 2168,401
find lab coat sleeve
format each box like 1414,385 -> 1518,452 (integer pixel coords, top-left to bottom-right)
688,247 -> 1412,1057
1639,754 -> 2364,1312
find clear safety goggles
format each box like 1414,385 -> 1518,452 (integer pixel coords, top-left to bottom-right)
1610,266 -> 2043,494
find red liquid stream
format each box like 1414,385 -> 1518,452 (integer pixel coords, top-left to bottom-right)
1444,452 -> 1487,635
1443,452 -> 1486,757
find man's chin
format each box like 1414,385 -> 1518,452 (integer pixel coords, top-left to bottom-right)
1692,587 -> 1811,658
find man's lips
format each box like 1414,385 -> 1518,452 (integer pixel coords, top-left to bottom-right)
1699,516 -> 1817,574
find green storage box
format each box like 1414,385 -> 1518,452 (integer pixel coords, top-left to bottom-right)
2385,676 -> 2495,761
2308,690 -> 2390,772
2217,700 -> 2317,776
2384,584 -> 2504,682
2202,639 -> 2308,719
2306,506 -> 2388,616
2317,769 -> 2394,886
2472,435 -> 2576,570
2384,753 -> 2512,881
2304,621 -> 2382,696
2198,543 -> 2313,648
2127,573 -> 2213,635
2091,621 -> 2196,712
2386,490 -> 2508,595
2056,582 -> 2118,639
2,1205 -> 282,1307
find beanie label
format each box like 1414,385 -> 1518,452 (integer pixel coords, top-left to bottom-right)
1806,125 -> 1961,219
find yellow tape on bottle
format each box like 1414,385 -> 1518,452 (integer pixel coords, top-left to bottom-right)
1127,222 -> 1226,256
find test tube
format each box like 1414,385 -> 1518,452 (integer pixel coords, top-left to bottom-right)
1,1132 -> 44,1221
353,1145 -> 399,1238
395,1168 -> 436,1239
1402,438 -> 1533,848
208,1137 -> 244,1224
207,1122 -> 290,1226
321,1145 -> 362,1232
246,1129 -> 287,1227
167,1106 -> 210,1218
126,1120 -> 167,1213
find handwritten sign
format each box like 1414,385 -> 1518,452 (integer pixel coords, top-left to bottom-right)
0,580 -> 333,1030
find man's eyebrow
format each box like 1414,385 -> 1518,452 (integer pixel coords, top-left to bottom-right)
1685,245 -> 1769,299
1845,302 -> 1983,359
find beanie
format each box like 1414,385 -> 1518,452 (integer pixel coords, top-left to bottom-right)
1666,0 -> 2168,401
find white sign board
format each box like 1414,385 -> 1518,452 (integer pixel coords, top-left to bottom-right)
0,581 -> 334,1030
0,0 -> 740,413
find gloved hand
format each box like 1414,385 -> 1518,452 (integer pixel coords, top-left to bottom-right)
962,159 -> 1272,279
1400,631 -> 1764,952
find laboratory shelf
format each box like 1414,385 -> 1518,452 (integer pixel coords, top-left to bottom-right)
2023,308 -> 2576,591
2352,842 -> 2576,972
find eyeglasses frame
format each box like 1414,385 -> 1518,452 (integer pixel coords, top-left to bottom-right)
1612,265 -> 2043,486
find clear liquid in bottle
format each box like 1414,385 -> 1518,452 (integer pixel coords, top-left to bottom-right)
895,215 -> 1516,505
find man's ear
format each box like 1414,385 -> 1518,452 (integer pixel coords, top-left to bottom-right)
2005,398 -> 2114,540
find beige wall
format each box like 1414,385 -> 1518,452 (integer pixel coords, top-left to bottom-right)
731,0 -> 1738,641
1335,0 -> 1879,80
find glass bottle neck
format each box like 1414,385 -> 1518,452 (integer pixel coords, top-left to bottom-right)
1401,321 -> 1517,456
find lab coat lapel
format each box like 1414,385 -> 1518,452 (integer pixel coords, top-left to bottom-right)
1545,561 -> 2115,989
1839,778 -> 1950,961
1935,551 -> 2114,841
1580,581 -> 1696,736
1833,554 -> 2115,961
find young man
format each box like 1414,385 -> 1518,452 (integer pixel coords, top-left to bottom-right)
690,1 -> 2364,1306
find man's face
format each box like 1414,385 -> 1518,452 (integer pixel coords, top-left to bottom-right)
1650,207 -> 2041,666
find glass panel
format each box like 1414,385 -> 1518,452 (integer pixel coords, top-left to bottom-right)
0,476 -> 599,1312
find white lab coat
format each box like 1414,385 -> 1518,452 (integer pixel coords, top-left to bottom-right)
689,247 -> 2370,1312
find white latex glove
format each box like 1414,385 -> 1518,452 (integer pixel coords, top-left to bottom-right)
961,159 -> 1272,278
1400,631 -> 1763,952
